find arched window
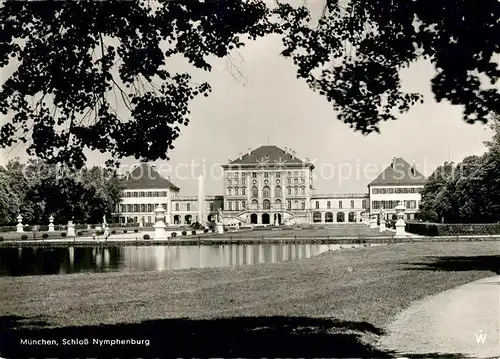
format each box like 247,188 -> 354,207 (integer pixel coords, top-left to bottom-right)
275,199 -> 282,209
263,186 -> 270,198
234,187 -> 239,196
287,187 -> 292,195
242,187 -> 246,195
275,186 -> 282,198
294,186 -> 299,195
252,186 -> 258,198
301,186 -> 305,195
227,187 -> 232,195
263,199 -> 271,210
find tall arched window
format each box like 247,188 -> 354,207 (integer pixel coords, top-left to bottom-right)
275,186 -> 282,198
263,199 -> 271,210
227,187 -> 232,195
263,186 -> 270,198
252,186 -> 258,198
294,186 -> 299,195
287,187 -> 292,195
234,187 -> 239,196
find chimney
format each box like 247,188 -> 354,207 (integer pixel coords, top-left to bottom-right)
391,157 -> 396,168
167,176 -> 171,181
291,150 -> 296,159
411,161 -> 416,175
284,146 -> 288,153
239,152 -> 243,160
248,148 -> 251,156
306,157 -> 310,163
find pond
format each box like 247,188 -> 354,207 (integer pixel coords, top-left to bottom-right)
0,243 -> 362,277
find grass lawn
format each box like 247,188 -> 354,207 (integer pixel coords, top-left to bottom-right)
1,241 -> 499,358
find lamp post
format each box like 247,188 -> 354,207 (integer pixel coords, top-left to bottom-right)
394,201 -> 406,237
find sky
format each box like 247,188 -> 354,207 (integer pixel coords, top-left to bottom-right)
0,2 -> 495,196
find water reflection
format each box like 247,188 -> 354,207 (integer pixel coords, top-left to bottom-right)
0,243 -> 362,277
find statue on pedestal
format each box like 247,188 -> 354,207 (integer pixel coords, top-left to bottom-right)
217,208 -> 223,224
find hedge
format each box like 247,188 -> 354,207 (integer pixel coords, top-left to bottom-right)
406,222 -> 500,236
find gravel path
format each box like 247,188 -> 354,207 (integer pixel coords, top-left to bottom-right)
379,275 -> 500,358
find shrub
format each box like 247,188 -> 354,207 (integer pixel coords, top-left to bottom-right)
111,230 -> 116,235
171,232 -> 177,237
61,232 -> 67,237
42,233 -> 49,239
96,230 -> 104,236
191,230 -> 196,235
204,228 -> 209,233
224,227 -> 228,232
143,234 -> 150,240
77,231 -> 83,236
123,229 -> 128,234
181,230 -> 187,236
21,234 -> 28,240
405,222 -> 500,236
134,229 -> 139,233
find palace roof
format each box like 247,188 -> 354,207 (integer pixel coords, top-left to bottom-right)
122,163 -> 180,190
226,145 -> 312,168
369,158 -> 427,186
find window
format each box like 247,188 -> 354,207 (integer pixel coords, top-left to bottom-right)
235,172 -> 239,177
287,187 -> 292,195
175,203 -> 179,211
252,186 -> 258,198
210,203 -> 214,211
372,188 -> 379,194
301,186 -> 305,195
315,201 -> 319,209
301,201 -> 305,210
242,188 -> 246,195
301,178 -> 305,183
372,201 -> 380,209
327,201 -> 331,209
276,172 -> 281,178
294,178 -> 298,184
234,188 -> 239,196
252,172 -> 257,178
380,189 -> 386,194
294,187 -> 299,195
264,172 -> 269,178
294,200 -> 298,209
351,200 -> 355,209
362,200 -> 367,209
287,178 -> 292,184
388,188 -> 394,194
287,201 -> 292,209
294,171 -> 298,176
263,186 -> 270,198
339,201 -> 343,209
228,202 -> 232,210
275,186 -> 282,198
235,202 -> 239,211
187,203 -> 191,211
133,204 -> 139,212
133,192 -> 138,197
242,201 -> 246,209
227,187 -> 232,195
147,204 -> 153,212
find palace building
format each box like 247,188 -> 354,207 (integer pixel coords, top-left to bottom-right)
112,146 -> 427,225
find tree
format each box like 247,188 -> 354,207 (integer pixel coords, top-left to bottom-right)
420,115 -> 500,223
1,0 -> 498,168
0,168 -> 20,225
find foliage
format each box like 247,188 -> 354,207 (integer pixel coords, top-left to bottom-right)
20,234 -> 28,240
406,222 -> 500,236
420,115 -> 500,223
171,232 -> 177,237
42,233 -> 49,239
143,234 -> 150,240
181,230 -> 187,236
0,158 -> 124,225
0,0 -> 498,167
